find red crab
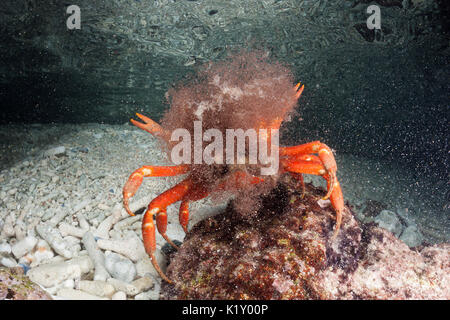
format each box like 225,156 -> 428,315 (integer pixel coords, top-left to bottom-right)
122,81 -> 344,283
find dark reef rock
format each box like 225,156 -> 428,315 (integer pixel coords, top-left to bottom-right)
160,175 -> 449,300
0,267 -> 52,300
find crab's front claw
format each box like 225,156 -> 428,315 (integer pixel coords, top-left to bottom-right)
280,142 -> 344,237
131,113 -> 165,137
294,82 -> 305,100
123,165 -> 190,217
123,171 -> 144,216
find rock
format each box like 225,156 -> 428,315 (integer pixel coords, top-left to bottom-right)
97,236 -> 146,262
106,278 -> 139,296
131,277 -> 154,293
0,257 -> 17,268
82,231 -> 110,281
59,223 -> 87,238
11,236 -> 38,259
93,133 -> 104,139
44,146 -> 66,157
0,242 -> 12,255
0,267 -> 52,300
111,291 -> 127,300
79,280 -> 115,298
160,177 -> 450,300
134,289 -> 159,300
36,224 -> 74,259
31,239 -> 54,266
374,210 -> 403,237
400,225 -> 424,248
27,256 -> 93,288
56,288 -> 109,300
136,252 -> 167,279
105,252 -> 136,283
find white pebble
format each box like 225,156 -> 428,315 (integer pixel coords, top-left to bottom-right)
59,223 -> 87,238
36,224 -> 74,259
27,256 -> 93,288
30,240 -> 55,267
0,256 -> 18,268
82,231 -> 110,281
374,210 -> 403,237
135,252 -> 167,278
111,291 -> 127,300
56,288 -> 109,300
77,212 -> 90,230
1,215 -> 16,238
131,277 -> 154,293
94,216 -> 114,239
0,242 -> 12,255
97,236 -> 146,262
106,278 -> 139,296
105,252 -> 136,283
399,225 -> 424,247
63,279 -> 75,289
97,203 -> 110,211
79,280 -> 116,298
14,220 -> 26,240
44,146 -> 66,157
11,236 -> 38,259
134,289 -> 159,300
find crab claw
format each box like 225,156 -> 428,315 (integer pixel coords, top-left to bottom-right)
294,82 -> 305,100
131,113 -> 165,136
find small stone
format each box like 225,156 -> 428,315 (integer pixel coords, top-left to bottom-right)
104,252 -> 136,283
79,280 -> 115,298
136,252 -> 167,278
374,210 -> 403,237
131,277 -> 154,293
111,291 -> 127,300
93,133 -> 103,139
399,225 -> 424,248
27,256 -> 93,288
0,242 -> 12,255
106,278 -> 139,296
317,199 -> 331,208
62,278 -> 75,289
82,232 -> 110,281
56,288 -> 109,300
12,236 -> 38,259
1,256 -> 18,268
44,146 -> 66,157
134,288 -> 160,300
96,236 -> 146,262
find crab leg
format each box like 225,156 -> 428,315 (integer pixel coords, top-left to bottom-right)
142,178 -> 192,283
123,165 -> 189,217
280,141 -> 337,200
324,173 -> 344,238
179,200 -> 190,234
281,156 -> 344,237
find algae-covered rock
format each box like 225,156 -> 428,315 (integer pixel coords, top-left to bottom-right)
160,175 -> 449,300
0,267 -> 52,300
